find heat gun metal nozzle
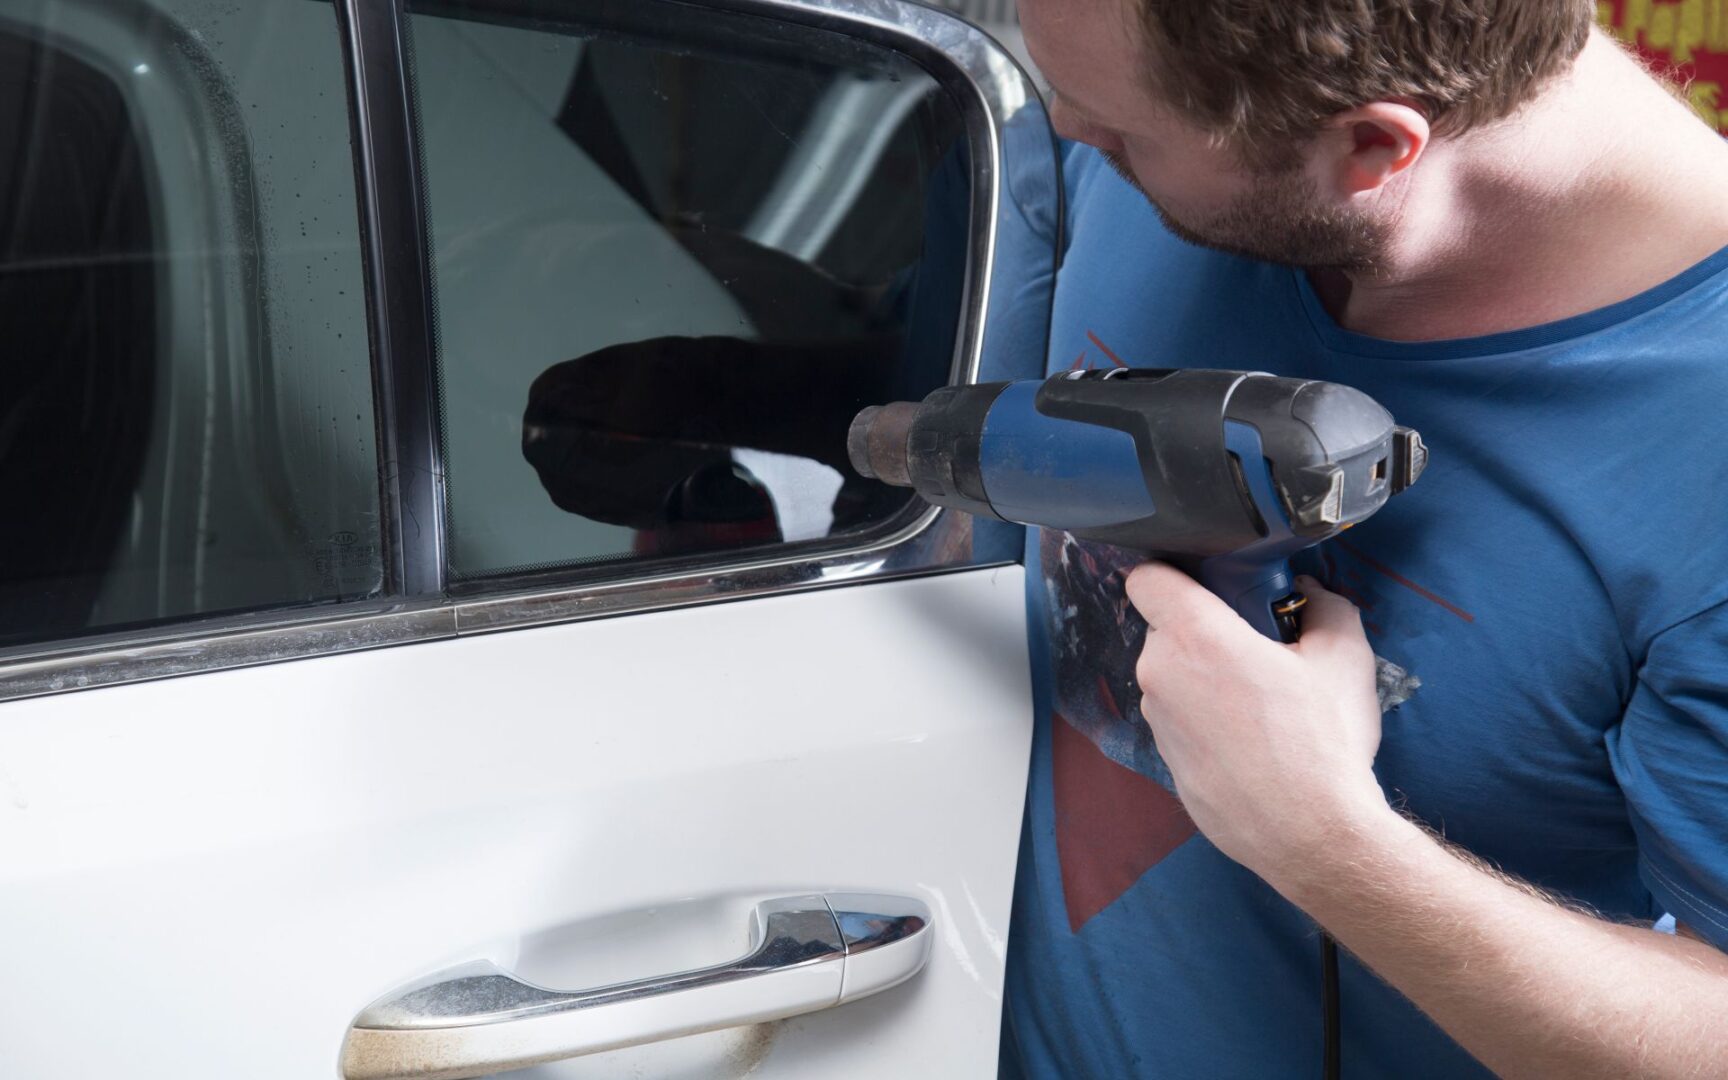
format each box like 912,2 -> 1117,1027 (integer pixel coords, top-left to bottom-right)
847,401 -> 920,488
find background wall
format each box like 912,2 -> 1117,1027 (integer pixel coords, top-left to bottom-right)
1600,0 -> 1728,133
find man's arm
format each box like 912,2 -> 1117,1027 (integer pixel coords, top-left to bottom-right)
1277,796 -> 1728,1079
1126,564 -> 1728,1080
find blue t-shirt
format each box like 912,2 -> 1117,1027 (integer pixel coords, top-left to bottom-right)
1002,143 -> 1728,1078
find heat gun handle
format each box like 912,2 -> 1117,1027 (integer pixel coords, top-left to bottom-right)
1196,557 -> 1305,644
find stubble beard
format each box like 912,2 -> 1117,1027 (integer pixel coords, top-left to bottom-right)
1098,148 -> 1387,274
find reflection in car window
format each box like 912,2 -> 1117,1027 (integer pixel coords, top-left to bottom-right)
0,0 -> 379,648
406,1 -> 969,581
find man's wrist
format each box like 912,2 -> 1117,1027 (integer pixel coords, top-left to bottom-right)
1253,784 -> 1414,906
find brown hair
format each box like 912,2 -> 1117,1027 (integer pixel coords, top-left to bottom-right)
1134,0 -> 1596,164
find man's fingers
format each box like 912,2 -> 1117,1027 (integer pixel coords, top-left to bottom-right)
1292,575 -> 1368,645
1125,561 -> 1230,631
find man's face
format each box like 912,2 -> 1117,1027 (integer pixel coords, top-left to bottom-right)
1018,0 -> 1386,271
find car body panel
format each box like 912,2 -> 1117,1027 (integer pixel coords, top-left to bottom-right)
0,569 -> 1033,1076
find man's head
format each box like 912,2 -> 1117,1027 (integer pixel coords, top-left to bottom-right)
1018,0 -> 1595,271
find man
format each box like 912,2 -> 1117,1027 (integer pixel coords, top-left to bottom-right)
1003,1 -> 1728,1077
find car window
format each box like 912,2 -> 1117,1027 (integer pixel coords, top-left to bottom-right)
405,0 -> 970,582
0,0 -> 378,648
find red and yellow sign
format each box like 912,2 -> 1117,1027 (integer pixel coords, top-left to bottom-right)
1599,0 -> 1728,132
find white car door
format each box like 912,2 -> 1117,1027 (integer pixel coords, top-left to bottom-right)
0,0 -> 1058,1077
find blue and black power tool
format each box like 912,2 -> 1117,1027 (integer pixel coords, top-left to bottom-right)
848,368 -> 1427,642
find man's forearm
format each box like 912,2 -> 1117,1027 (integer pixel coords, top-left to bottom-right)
1268,807 -> 1728,1080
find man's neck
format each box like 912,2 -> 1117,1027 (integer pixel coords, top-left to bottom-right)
1316,30 -> 1728,343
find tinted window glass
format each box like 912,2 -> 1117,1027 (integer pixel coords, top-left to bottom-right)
407,1 -> 968,581
0,0 -> 379,647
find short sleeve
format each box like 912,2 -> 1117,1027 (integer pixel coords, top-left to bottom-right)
1608,597 -> 1728,948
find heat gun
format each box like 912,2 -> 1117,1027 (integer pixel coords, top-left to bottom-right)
848,368 -> 1427,641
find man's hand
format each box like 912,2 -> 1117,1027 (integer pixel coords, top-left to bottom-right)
1126,562 -> 1728,1080
1126,563 -> 1388,881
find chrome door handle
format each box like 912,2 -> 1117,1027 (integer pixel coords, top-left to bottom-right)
341,893 -> 932,1080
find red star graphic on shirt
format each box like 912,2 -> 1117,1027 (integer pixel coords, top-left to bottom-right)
1053,711 -> 1196,932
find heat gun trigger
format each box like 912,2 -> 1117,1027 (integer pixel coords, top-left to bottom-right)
1272,590 -> 1308,644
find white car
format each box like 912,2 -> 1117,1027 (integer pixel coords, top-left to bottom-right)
0,0 -> 1057,1076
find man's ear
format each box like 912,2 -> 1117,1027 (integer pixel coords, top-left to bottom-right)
1322,102 -> 1430,198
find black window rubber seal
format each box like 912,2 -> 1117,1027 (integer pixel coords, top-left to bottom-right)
334,0 -> 447,600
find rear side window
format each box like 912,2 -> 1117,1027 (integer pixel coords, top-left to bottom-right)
0,0 -> 379,647
405,0 -> 969,582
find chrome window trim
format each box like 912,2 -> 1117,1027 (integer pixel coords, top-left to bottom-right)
0,0 -> 1053,703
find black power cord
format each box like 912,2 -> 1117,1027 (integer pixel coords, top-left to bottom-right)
1322,932 -> 1342,1080
1277,596 -> 1343,1079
